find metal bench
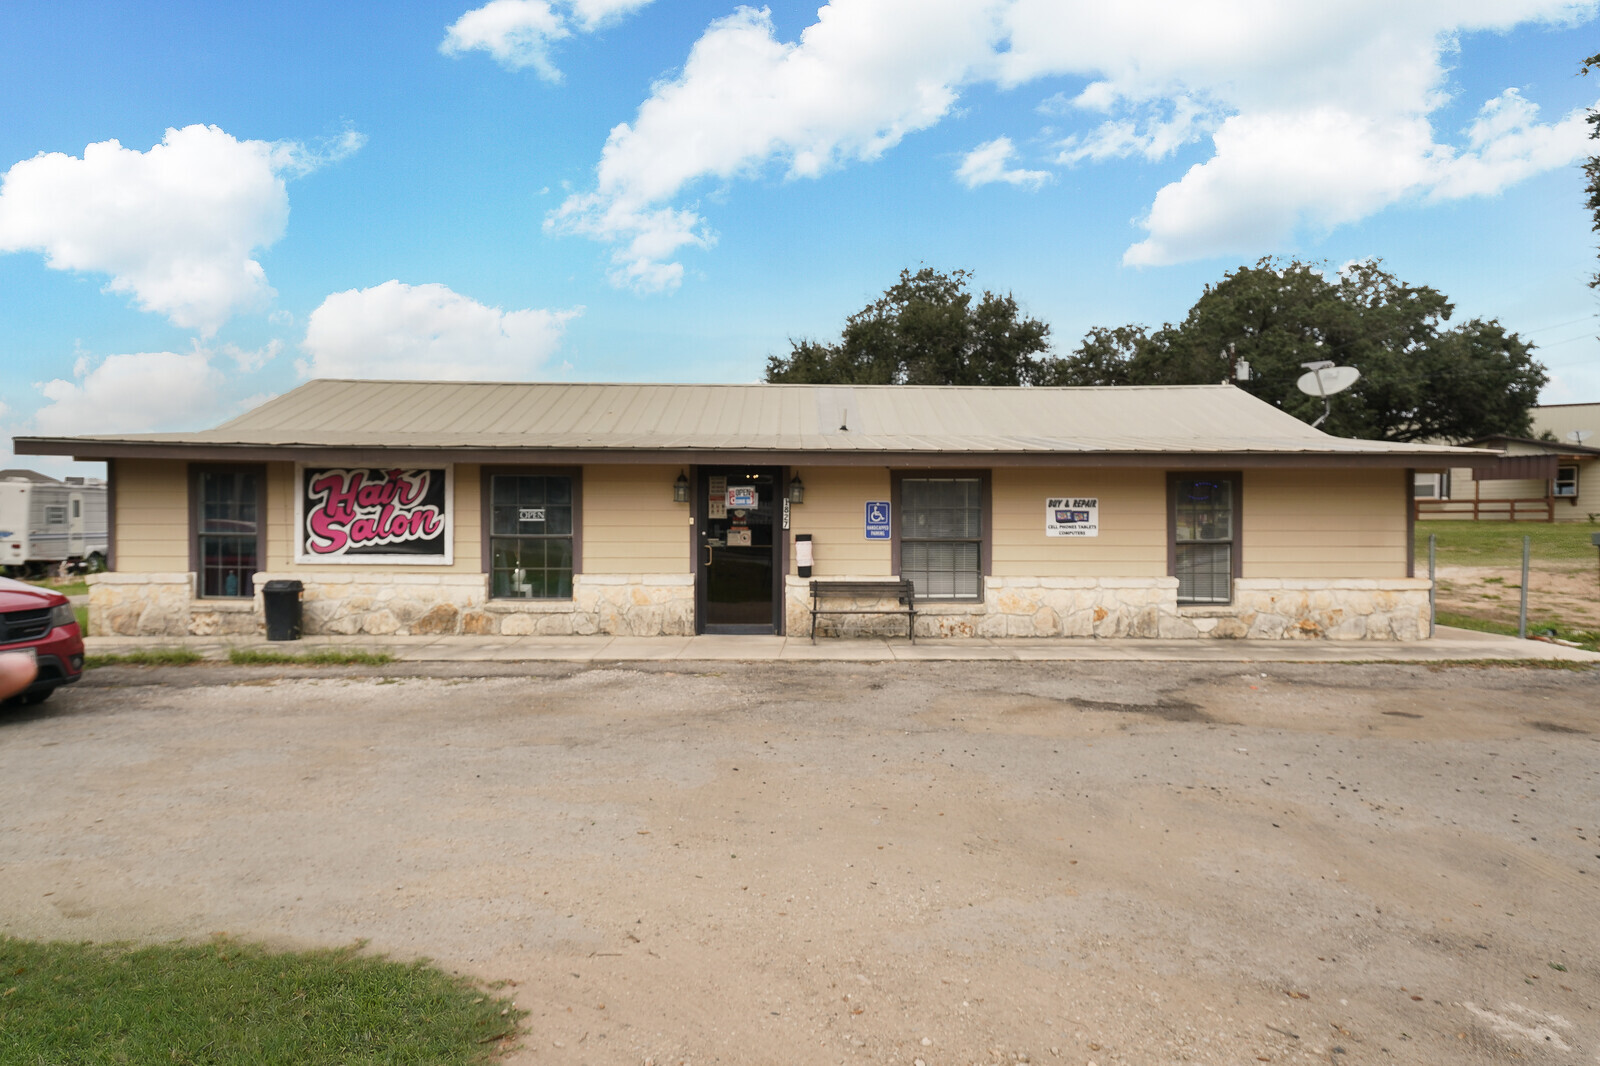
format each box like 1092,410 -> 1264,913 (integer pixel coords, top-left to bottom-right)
809,579 -> 917,643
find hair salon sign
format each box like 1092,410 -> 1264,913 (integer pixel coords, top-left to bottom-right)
295,466 -> 453,564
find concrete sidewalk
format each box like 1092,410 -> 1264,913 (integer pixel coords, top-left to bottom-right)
83,625 -> 1600,664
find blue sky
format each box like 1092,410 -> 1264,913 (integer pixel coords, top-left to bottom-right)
3,0 -> 1598,477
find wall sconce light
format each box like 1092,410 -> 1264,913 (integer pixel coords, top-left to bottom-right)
673,471 -> 690,503
787,474 -> 805,505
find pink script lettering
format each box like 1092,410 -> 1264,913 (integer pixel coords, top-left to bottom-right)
304,469 -> 444,556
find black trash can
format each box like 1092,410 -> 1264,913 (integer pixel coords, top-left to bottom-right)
262,579 -> 303,641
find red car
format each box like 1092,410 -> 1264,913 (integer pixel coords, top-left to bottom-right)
0,577 -> 85,705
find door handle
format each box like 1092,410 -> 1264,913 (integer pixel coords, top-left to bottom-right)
704,544 -> 714,567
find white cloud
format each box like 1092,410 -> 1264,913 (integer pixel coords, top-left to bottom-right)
299,280 -> 580,380
221,339 -> 282,373
568,0 -> 653,31
0,124 -> 361,334
1428,89 -> 1593,200
1056,97 -> 1213,164
955,137 -> 1049,189
33,350 -> 228,435
550,0 -> 1595,280
440,0 -> 654,79
548,0 -> 1000,289
441,0 -> 569,79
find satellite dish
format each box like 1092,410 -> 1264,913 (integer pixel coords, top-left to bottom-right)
1295,365 -> 1361,397
1570,430 -> 1593,445
1295,361 -> 1361,430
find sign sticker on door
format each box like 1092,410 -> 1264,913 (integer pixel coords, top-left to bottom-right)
727,486 -> 758,509
1045,497 -> 1099,537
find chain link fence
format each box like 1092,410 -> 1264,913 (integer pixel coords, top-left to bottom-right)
1418,520 -> 1600,650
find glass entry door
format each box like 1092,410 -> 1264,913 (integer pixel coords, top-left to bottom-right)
698,468 -> 779,633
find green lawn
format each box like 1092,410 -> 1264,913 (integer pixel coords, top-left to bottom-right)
1415,520 -> 1599,568
84,648 -> 205,668
17,577 -> 89,597
228,648 -> 394,666
0,937 -> 523,1066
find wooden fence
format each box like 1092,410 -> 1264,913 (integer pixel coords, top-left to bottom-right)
1414,497 -> 1553,522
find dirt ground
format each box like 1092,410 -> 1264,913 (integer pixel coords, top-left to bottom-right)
1436,564 -> 1600,632
2,661 -> 1598,1066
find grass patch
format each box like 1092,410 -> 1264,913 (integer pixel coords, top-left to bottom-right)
19,577 -> 90,597
1416,520 -> 1599,568
228,648 -> 395,666
1435,611 -> 1600,653
0,935 -> 522,1065
85,647 -> 204,668
73,605 -> 88,635
1328,658 -> 1598,671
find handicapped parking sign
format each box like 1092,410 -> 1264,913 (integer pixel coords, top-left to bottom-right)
864,500 -> 891,540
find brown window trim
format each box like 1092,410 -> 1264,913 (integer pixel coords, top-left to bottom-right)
1405,467 -> 1416,579
480,465 -> 583,600
890,468 -> 992,601
106,457 -> 117,571
1166,471 -> 1243,605
189,462 -> 267,599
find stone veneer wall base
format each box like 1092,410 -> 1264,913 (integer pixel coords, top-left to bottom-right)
87,571 -> 696,637
89,572 -> 1431,640
785,575 -> 1431,640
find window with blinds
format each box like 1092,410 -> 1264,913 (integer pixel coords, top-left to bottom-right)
899,477 -> 983,600
1173,476 -> 1234,605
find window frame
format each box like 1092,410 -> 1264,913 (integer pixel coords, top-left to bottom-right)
480,466 -> 583,601
189,463 -> 266,600
1167,471 -> 1243,606
1412,471 -> 1450,499
890,469 -> 992,602
1554,464 -> 1579,498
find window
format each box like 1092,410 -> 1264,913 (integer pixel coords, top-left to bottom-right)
71,499 -> 81,519
194,468 -> 261,598
1171,475 -> 1238,605
898,476 -> 984,600
488,473 -> 574,599
44,505 -> 66,525
1554,465 -> 1579,498
1413,472 -> 1449,499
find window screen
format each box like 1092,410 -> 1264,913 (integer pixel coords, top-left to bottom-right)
900,478 -> 982,600
489,475 -> 574,599
198,470 -> 259,598
1173,477 -> 1234,604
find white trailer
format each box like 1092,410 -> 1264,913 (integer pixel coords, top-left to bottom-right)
0,471 -> 110,575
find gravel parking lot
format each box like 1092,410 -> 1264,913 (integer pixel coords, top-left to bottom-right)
2,661 -> 1597,1066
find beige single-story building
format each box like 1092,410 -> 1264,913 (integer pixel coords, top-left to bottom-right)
15,380 -> 1491,640
1414,436 -> 1600,522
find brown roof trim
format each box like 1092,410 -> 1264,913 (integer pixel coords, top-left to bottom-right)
13,437 -> 1486,470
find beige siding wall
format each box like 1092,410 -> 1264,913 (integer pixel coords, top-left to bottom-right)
112,458 -> 189,572
264,462 -> 482,574
992,468 -> 1167,578
786,466 -> 892,577
582,464 -> 690,574
1244,468 -> 1408,578
1446,467 -> 1545,501
1565,458 -> 1599,518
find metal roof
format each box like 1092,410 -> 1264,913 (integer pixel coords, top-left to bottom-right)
14,379 -> 1488,465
